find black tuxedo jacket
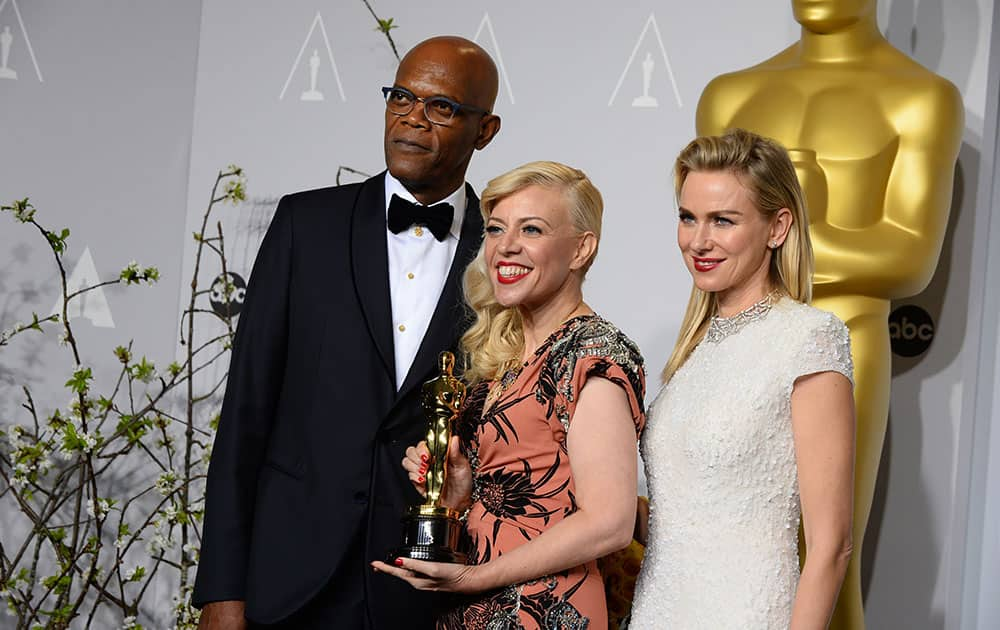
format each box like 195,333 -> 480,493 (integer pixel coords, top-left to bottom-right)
192,173 -> 484,627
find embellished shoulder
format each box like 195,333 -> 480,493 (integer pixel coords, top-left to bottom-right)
779,303 -> 854,387
543,316 -> 647,437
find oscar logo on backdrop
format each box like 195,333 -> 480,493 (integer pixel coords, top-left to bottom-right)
631,52 -> 658,108
300,49 -> 324,101
0,24 -> 16,80
695,1 -> 963,627
52,247 -> 116,328
608,12 -> 682,109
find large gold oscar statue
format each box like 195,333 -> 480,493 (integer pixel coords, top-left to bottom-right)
695,1 -> 963,628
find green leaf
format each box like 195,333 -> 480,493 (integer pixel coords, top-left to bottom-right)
376,17 -> 398,33
65,366 -> 93,394
130,357 -> 156,383
45,228 -> 70,254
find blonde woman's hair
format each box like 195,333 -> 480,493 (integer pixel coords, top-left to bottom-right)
661,128 -> 814,382
461,160 -> 603,385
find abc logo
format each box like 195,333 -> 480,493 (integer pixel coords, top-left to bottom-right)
888,305 -> 934,357
209,272 -> 247,318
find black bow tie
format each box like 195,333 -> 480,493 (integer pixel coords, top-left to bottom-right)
387,194 -> 454,242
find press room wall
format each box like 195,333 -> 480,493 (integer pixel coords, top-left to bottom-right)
0,1 -> 995,627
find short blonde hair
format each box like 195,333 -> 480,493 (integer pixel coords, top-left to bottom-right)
461,161 -> 603,384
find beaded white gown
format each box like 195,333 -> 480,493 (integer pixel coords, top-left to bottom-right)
630,297 -> 853,629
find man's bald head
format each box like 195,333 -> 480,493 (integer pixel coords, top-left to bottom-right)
384,36 -> 502,205
396,36 -> 499,113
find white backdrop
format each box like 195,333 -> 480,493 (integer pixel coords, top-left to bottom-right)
0,1 -> 996,627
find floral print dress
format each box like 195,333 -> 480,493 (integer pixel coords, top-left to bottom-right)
440,315 -> 646,630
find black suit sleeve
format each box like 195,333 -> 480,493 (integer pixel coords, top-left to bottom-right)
193,197 -> 293,606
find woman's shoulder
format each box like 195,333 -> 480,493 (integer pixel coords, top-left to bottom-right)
552,315 -> 647,428
772,299 -> 854,382
772,298 -> 849,338
555,315 -> 645,369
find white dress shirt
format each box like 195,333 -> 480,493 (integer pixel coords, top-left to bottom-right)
384,173 -> 466,390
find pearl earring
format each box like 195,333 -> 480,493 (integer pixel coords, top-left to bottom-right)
769,240 -> 778,249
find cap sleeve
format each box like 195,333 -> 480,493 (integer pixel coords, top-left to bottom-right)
549,318 -> 646,439
793,311 -> 854,386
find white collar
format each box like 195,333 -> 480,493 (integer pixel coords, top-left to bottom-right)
383,172 -> 466,240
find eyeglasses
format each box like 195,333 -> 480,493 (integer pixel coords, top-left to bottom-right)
381,86 -> 489,126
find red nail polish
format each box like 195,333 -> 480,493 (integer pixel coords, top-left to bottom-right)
394,558 -> 404,567
420,454 -> 428,463
418,476 -> 424,483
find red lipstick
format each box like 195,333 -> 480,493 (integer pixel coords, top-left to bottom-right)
496,262 -> 531,284
692,257 -> 723,272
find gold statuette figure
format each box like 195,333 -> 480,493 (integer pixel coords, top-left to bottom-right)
695,1 -> 963,628
422,351 -> 466,506
390,351 -> 468,563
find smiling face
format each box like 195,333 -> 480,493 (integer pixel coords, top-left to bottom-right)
484,185 -> 594,311
384,38 -> 500,204
677,170 -> 791,313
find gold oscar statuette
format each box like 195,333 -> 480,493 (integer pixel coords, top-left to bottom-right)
389,351 -> 468,563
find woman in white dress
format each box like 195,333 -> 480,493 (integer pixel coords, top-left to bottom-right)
630,129 -> 855,629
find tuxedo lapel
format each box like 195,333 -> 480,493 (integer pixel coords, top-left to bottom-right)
350,173 -> 395,382
395,184 -> 484,401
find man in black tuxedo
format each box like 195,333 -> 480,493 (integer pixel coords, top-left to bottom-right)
193,36 -> 501,629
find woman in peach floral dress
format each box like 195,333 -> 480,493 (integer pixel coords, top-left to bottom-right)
373,161 -> 645,630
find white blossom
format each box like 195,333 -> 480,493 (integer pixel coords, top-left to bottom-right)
122,615 -> 138,629
10,201 -> 35,222
163,504 -> 179,524
86,498 -> 111,519
123,565 -> 143,581
146,531 -> 172,554
154,471 -> 178,496
5,425 -> 25,449
0,323 -> 24,344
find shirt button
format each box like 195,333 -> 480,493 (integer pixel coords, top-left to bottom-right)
407,272 -> 415,280
398,324 -> 406,332
414,226 -> 424,237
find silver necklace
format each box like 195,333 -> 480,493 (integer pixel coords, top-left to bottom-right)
705,290 -> 780,343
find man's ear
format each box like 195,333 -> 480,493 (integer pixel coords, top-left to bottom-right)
475,114 -> 501,150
